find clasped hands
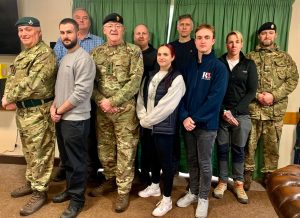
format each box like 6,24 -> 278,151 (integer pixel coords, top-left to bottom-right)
257,92 -> 274,106
223,110 -> 239,126
50,106 -> 61,123
183,117 -> 196,131
98,98 -> 120,114
1,95 -> 16,110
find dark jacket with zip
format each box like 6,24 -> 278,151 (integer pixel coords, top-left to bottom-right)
179,50 -> 228,130
219,52 -> 258,115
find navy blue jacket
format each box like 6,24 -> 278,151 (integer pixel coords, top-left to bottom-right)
179,50 -> 228,130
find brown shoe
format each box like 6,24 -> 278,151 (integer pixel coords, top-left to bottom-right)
233,181 -> 249,204
115,193 -> 129,213
244,170 -> 253,191
88,177 -> 117,197
20,191 -> 47,216
11,181 -> 33,198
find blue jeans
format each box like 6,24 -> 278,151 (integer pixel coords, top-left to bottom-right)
183,128 -> 217,199
55,119 -> 90,208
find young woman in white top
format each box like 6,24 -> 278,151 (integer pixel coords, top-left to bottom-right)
136,44 -> 186,217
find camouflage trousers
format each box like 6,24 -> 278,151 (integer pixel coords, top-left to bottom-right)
16,101 -> 55,192
245,119 -> 283,173
96,99 -> 139,195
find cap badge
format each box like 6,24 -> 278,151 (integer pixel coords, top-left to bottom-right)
28,20 -> 33,25
271,24 -> 274,29
116,16 -> 120,21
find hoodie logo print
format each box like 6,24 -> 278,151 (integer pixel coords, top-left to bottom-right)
201,72 -> 211,80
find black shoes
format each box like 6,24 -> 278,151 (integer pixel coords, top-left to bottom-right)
54,192 -> 82,218
60,205 -> 82,218
53,191 -> 71,203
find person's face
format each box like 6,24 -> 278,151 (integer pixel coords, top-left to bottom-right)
134,25 -> 150,50
73,9 -> 91,32
103,21 -> 125,46
18,26 -> 41,48
258,30 -> 276,48
59,23 -> 78,49
157,46 -> 174,70
195,28 -> 215,54
177,18 -> 193,38
226,34 -> 243,57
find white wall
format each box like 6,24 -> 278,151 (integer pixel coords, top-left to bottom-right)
0,0 -> 299,165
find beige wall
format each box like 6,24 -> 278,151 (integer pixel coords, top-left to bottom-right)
1,0 -> 299,166
17,0 -> 73,46
0,0 -> 72,156
278,0 -> 300,167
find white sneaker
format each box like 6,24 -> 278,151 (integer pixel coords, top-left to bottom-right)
138,183 -> 161,198
195,198 -> 209,218
152,196 -> 172,217
176,189 -> 198,207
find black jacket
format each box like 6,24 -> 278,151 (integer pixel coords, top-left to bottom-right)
219,52 -> 258,115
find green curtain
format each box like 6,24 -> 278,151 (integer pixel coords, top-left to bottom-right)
170,0 -> 294,56
72,0 -> 170,48
72,0 -> 294,179
172,0 -> 294,179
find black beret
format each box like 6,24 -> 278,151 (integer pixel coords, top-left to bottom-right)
257,22 -> 276,34
103,13 -> 123,25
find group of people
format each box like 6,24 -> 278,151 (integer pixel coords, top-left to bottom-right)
1,7 -> 298,218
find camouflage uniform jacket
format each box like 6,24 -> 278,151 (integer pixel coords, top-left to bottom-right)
4,40 -> 57,103
91,41 -> 143,106
246,44 -> 298,120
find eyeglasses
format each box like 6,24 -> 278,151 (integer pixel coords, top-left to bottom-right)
103,24 -> 123,29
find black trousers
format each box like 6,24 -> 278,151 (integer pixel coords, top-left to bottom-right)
142,129 -> 176,197
58,101 -> 101,179
87,101 -> 102,176
139,128 -> 152,185
56,119 -> 90,208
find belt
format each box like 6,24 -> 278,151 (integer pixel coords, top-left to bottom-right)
16,97 -> 54,109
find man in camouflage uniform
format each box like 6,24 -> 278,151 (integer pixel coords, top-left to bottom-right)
89,13 -> 143,213
244,22 -> 299,190
1,17 -> 56,216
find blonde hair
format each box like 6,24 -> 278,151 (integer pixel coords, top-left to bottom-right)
226,31 -> 243,43
195,24 -> 215,38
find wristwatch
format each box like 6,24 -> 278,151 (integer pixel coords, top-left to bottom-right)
55,108 -> 62,115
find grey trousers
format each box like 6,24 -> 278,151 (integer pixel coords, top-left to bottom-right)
183,128 -> 217,199
216,115 -> 251,181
